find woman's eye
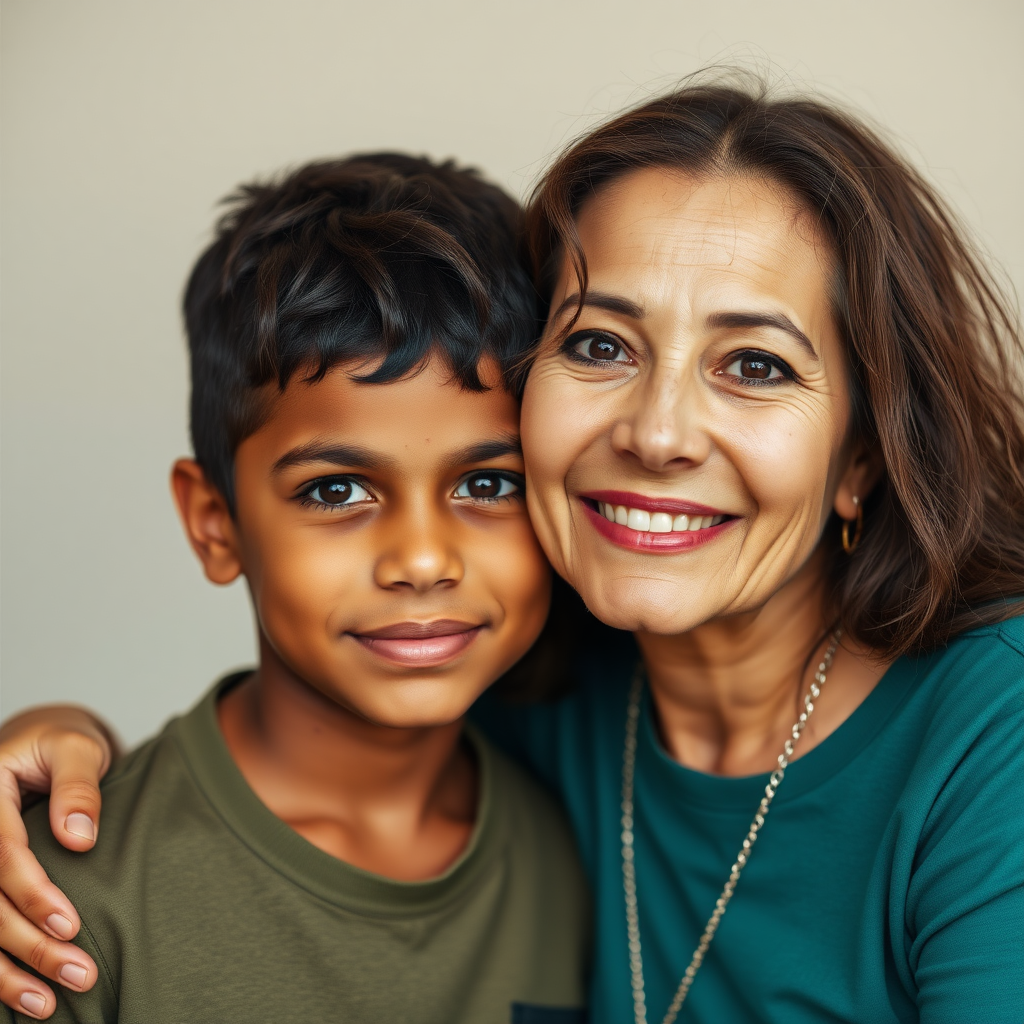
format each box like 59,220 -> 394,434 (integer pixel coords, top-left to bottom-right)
721,352 -> 792,385
454,473 -> 521,501
567,331 -> 631,364
305,478 -> 371,507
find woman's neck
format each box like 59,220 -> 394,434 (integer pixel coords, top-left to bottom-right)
636,557 -> 888,776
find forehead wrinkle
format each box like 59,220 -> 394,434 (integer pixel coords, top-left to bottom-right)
577,171 -> 837,352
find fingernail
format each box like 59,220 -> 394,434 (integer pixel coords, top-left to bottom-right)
64,813 -> 95,841
20,992 -> 47,1016
45,912 -> 75,939
59,962 -> 88,989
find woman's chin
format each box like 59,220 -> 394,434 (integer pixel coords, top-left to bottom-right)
576,575 -> 720,637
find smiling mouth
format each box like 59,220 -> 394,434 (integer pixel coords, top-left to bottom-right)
594,501 -> 726,533
349,620 -> 484,666
580,491 -> 735,551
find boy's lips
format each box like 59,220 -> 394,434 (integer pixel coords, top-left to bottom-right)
349,620 -> 484,666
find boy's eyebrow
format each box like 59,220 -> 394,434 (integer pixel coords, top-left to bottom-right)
272,441 -> 396,474
443,434 -> 522,468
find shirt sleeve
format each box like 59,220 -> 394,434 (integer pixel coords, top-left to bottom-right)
908,634 -> 1024,1023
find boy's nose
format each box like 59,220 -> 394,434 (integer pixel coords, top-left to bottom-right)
373,515 -> 465,593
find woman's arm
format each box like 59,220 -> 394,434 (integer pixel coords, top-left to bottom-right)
0,707 -> 116,1019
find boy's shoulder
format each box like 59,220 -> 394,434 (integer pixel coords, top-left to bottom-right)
24,703 -> 199,884
22,685 -> 591,1023
20,692 -> 218,1019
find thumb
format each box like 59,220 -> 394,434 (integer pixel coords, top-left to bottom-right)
43,734 -> 108,853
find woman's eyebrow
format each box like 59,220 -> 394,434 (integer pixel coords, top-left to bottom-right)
553,291 -> 646,321
706,310 -> 819,360
272,440 -> 395,474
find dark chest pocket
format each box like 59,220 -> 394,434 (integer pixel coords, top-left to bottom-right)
511,1005 -> 587,1024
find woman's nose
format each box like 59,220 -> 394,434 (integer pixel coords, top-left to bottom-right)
372,508 -> 465,593
610,366 -> 711,472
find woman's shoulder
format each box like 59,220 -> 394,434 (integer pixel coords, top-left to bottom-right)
888,611 -> 1023,791
989,609 -> 1024,658
912,610 -> 1024,698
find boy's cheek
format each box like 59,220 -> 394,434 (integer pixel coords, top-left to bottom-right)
474,526 -> 552,655
245,536 -> 367,647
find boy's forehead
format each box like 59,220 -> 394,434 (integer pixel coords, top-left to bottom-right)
249,357 -> 521,465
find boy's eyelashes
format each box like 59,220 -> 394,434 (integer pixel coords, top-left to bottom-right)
294,470 -> 525,512
298,476 -> 374,510
452,470 -> 524,504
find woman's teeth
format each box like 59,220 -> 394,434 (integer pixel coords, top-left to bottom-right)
598,503 -> 725,533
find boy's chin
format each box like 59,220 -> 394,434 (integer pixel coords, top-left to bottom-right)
338,679 -> 485,731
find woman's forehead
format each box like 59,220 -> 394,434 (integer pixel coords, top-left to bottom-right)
572,168 -> 833,300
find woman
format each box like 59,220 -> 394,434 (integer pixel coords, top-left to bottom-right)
1,81 -> 1022,1022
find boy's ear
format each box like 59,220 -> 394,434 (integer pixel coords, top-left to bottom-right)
170,459 -> 244,585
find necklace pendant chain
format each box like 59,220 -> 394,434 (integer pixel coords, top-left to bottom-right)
621,632 -> 841,1024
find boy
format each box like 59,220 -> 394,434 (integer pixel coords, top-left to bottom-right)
7,154 -> 589,1022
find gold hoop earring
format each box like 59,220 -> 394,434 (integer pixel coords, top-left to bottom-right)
842,496 -> 863,555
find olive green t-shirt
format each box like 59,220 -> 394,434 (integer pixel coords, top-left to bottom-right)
12,677 -> 590,1023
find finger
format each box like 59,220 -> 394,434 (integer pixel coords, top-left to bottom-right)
0,770 -> 82,940
43,734 -> 106,854
0,889 -> 97,994
0,949 -> 56,1019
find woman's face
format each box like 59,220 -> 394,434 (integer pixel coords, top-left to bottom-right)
522,168 -> 865,635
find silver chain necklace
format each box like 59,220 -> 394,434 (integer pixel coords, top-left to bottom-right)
621,632 -> 841,1024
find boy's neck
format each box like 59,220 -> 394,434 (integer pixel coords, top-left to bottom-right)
217,635 -> 478,881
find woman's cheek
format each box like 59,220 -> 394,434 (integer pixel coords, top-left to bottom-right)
522,369 -> 604,569
725,409 -> 837,551
523,366 -> 579,469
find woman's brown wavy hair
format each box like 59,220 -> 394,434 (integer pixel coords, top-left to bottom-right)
525,78 -> 1024,659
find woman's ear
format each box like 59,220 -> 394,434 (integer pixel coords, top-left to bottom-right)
170,459 -> 243,585
834,440 -> 884,520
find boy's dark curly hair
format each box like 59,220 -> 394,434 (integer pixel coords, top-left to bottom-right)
184,153 -> 540,511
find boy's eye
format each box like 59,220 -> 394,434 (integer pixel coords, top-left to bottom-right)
305,477 -> 371,506
720,351 -> 793,385
565,330 -> 632,364
454,473 -> 521,501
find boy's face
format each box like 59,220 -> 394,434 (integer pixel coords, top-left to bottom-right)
187,357 -> 551,728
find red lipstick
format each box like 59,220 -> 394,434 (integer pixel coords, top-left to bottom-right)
582,490 -> 726,517
579,494 -> 734,553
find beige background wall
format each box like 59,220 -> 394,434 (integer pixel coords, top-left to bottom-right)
2,0 -> 1022,744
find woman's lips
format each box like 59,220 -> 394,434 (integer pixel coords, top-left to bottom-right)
580,495 -> 734,552
584,490 -> 725,516
349,620 -> 483,666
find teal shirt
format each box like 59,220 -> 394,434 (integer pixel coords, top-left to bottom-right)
473,617 -> 1024,1023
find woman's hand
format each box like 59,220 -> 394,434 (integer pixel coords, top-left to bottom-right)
0,706 -> 116,1019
